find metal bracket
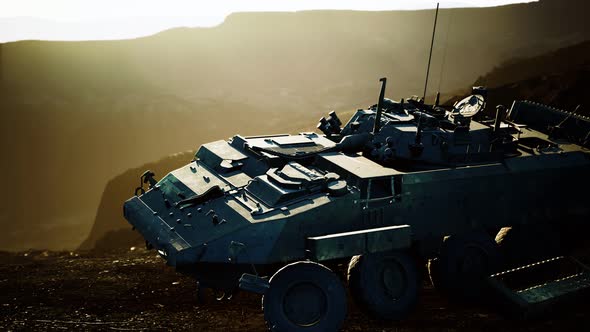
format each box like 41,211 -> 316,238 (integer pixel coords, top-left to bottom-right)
238,273 -> 269,295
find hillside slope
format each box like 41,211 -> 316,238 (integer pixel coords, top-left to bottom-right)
454,41 -> 590,116
78,151 -> 194,250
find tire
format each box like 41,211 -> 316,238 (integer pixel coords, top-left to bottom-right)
262,261 -> 347,332
347,251 -> 419,320
437,231 -> 502,300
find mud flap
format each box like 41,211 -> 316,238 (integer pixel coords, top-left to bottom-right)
486,256 -> 590,318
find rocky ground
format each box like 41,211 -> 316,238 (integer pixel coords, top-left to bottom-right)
1,248 -> 589,332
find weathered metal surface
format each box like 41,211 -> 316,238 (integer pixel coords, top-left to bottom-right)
306,225 -> 412,261
318,152 -> 403,178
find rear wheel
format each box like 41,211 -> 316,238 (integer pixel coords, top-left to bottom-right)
347,251 -> 419,320
262,261 -> 347,332
430,231 -> 502,299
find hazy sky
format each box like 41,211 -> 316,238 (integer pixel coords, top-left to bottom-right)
0,0 -> 537,42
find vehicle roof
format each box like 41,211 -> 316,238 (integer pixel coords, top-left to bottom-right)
319,152 -> 404,179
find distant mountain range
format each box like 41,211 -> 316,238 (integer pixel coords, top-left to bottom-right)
1,0 -> 589,251
3,0 -> 589,103
0,16 -> 224,43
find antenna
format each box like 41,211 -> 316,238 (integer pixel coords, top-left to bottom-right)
373,77 -> 387,134
422,2 -> 440,101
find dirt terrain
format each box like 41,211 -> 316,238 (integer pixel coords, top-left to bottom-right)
1,249 -> 589,331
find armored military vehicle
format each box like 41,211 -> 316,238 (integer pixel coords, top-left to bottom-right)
124,78 -> 590,331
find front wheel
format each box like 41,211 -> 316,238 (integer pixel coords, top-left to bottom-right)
262,261 -> 347,332
347,251 -> 419,320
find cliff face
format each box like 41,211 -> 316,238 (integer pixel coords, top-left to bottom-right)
78,151 -> 195,251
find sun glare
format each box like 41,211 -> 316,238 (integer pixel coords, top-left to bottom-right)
0,0 -> 538,42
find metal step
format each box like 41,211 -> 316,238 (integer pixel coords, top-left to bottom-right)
487,256 -> 590,318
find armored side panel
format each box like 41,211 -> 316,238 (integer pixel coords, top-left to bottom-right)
306,224 -> 412,261
508,100 -> 590,146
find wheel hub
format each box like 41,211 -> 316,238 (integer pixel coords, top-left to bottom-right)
283,282 -> 327,327
381,260 -> 407,299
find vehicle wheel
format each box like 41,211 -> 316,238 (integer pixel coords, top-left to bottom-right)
347,251 -> 419,320
262,261 -> 347,332
437,231 -> 502,300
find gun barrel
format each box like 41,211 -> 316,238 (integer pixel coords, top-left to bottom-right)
373,77 -> 387,134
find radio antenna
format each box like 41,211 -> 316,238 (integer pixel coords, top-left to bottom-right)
422,2 -> 440,101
